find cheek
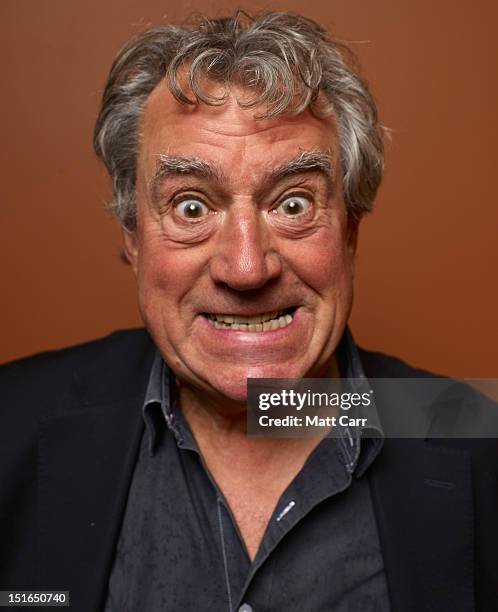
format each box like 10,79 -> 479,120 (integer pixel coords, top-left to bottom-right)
285,228 -> 353,294
136,234 -> 209,306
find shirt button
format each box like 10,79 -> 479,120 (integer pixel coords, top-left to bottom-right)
238,605 -> 253,612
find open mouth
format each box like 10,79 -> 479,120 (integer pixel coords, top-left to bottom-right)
204,307 -> 297,332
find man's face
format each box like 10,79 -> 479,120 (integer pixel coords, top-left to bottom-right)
124,82 -> 358,402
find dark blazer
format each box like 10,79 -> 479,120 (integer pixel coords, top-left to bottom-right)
1,329 -> 497,611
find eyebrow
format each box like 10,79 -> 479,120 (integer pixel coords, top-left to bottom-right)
150,155 -> 224,204
150,150 -> 335,203
269,151 -> 334,191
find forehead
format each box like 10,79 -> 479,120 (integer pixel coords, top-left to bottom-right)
137,81 -> 340,181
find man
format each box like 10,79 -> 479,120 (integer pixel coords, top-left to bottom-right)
0,12 -> 496,612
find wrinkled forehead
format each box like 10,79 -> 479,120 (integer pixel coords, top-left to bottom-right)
137,79 -> 341,186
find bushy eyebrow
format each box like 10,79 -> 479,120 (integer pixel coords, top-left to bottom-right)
268,150 -> 334,192
268,151 -> 334,182
149,150 -> 335,204
150,155 -> 224,204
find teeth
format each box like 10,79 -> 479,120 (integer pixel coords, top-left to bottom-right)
207,309 -> 294,332
212,310 -> 283,324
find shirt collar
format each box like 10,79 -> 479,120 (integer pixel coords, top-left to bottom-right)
142,352 -> 193,456
334,327 -> 384,476
142,326 -> 384,474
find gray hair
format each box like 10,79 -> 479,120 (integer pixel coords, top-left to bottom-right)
94,11 -> 384,230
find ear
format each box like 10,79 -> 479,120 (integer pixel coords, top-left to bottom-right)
346,217 -> 360,258
346,217 -> 360,276
121,226 -> 139,275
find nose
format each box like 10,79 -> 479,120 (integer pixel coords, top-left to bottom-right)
209,204 -> 282,291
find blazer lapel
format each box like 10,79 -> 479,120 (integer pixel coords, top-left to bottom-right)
369,438 -> 474,612
37,330 -> 155,612
38,397 -> 144,611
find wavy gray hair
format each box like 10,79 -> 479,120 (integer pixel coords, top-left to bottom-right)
94,12 -> 384,230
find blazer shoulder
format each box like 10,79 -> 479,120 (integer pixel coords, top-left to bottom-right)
0,328 -> 154,418
359,346 -> 498,462
357,346 -> 443,379
357,346 -> 494,413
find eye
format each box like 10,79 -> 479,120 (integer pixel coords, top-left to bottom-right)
275,195 -> 312,217
175,198 -> 209,219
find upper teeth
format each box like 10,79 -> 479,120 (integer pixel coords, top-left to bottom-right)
210,311 -> 283,324
207,310 -> 294,331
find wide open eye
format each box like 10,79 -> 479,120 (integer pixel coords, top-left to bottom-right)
175,199 -> 209,219
275,195 -> 312,217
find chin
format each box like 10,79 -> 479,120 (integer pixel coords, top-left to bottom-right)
199,361 -> 312,403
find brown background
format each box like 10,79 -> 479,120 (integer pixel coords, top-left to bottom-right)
1,0 -> 497,377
